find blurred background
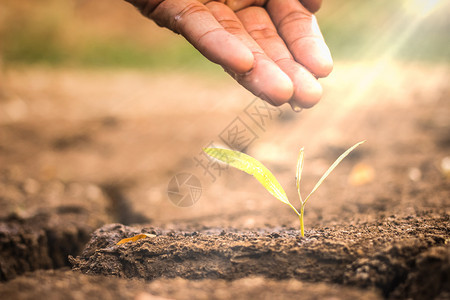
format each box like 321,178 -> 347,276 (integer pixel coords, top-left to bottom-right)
0,0 -> 448,69
0,0 -> 449,229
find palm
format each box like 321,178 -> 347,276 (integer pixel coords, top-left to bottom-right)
126,0 -> 332,109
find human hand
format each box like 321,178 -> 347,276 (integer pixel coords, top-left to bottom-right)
125,0 -> 332,110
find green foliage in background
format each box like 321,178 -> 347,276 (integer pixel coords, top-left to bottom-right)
1,0 -> 448,69
0,1 -> 217,70
1,25 -> 216,70
318,0 -> 450,62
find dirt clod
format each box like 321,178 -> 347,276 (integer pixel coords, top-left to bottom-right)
71,213 -> 449,298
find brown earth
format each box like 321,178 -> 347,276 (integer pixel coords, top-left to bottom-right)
0,63 -> 449,299
70,215 -> 449,299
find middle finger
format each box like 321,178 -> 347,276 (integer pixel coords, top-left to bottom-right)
237,7 -> 322,108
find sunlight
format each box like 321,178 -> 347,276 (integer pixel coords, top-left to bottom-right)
316,0 -> 445,133
403,0 -> 441,17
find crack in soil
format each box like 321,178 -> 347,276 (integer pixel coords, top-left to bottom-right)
0,212 -> 92,281
71,213 -> 449,299
101,183 -> 151,225
0,178 -> 153,281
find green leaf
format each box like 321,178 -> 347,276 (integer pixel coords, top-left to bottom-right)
203,148 -> 290,205
303,141 -> 365,204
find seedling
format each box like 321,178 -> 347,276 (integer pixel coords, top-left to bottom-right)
204,141 -> 364,237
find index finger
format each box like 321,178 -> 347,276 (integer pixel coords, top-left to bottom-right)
129,0 -> 255,74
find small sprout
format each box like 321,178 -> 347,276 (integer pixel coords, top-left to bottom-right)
116,233 -> 156,245
204,141 -> 364,237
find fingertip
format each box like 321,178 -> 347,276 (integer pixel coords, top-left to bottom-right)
257,60 -> 294,105
276,59 -> 323,108
293,78 -> 322,108
312,51 -> 333,78
294,38 -> 333,78
225,37 -> 255,74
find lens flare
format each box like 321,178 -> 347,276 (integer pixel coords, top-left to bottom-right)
403,0 -> 441,17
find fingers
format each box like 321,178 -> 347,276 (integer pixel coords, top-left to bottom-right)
206,2 -> 293,105
237,7 -> 322,108
125,0 -> 330,109
200,0 -> 321,14
144,0 -> 254,74
267,0 -> 333,78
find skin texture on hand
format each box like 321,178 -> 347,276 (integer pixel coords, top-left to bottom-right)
124,0 -> 332,110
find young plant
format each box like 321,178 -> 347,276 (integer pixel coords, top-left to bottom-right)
203,141 -> 364,237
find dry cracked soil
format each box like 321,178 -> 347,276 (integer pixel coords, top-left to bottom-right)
0,63 -> 449,299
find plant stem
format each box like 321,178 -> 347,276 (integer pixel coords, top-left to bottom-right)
299,206 -> 305,237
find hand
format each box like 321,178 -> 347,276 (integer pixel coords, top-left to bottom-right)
125,0 -> 332,110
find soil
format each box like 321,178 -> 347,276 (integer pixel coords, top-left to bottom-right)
0,63 -> 449,299
70,215 -> 449,299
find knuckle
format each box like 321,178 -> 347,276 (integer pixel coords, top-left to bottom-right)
169,2 -> 210,32
247,27 -> 278,42
144,1 -> 209,33
276,10 -> 312,29
217,19 -> 243,35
